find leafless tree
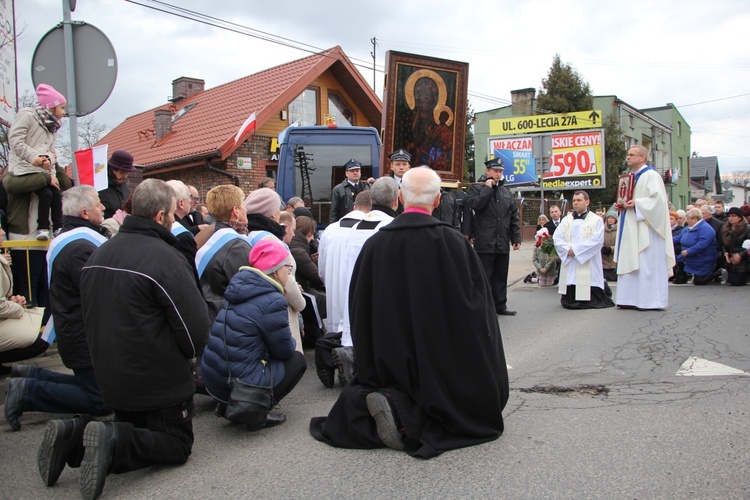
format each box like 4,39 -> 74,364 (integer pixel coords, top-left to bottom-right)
722,170 -> 750,187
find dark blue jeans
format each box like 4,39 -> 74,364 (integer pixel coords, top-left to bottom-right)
21,366 -> 110,416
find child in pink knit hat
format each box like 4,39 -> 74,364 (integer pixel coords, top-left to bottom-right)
199,238 -> 307,428
6,83 -> 68,240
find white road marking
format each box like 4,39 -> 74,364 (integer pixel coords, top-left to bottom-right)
676,356 -> 750,377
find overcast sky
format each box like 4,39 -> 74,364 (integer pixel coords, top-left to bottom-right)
13,0 -> 750,172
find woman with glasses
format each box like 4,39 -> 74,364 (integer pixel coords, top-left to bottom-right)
200,239 -> 306,428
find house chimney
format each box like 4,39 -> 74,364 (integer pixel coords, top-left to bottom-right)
510,88 -> 536,116
154,109 -> 172,140
170,77 -> 205,102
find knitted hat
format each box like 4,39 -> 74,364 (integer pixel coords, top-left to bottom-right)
244,188 -> 281,218
35,84 -> 66,109
108,150 -> 137,172
606,208 -> 618,220
293,206 -> 314,219
249,239 -> 290,274
726,207 -> 743,217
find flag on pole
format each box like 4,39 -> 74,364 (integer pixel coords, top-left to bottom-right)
233,112 -> 257,144
74,145 -> 109,191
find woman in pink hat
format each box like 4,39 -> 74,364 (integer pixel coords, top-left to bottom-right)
6,83 -> 69,241
200,238 -> 306,429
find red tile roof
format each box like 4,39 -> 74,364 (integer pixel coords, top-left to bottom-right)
96,46 -> 381,169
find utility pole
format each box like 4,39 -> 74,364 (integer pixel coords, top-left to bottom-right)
370,37 -> 378,92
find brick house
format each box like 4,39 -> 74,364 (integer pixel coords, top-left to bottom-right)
95,46 -> 382,199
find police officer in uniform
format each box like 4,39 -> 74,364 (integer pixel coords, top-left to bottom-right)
329,159 -> 371,223
388,149 -> 411,213
467,158 -> 522,315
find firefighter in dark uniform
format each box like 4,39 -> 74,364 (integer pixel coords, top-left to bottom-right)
329,159 -> 371,223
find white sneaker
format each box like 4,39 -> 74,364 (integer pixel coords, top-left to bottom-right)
36,229 -> 50,241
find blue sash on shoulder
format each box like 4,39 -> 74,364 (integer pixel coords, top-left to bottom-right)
171,221 -> 193,238
43,228 -> 108,344
195,228 -> 252,278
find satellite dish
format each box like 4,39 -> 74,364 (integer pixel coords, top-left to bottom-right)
32,22 -> 117,116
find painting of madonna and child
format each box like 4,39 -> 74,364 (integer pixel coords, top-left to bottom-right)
381,51 -> 469,181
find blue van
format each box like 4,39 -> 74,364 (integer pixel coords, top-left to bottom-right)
276,125 -> 381,225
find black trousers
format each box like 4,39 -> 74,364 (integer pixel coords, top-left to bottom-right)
110,398 -> 194,474
315,331 -> 343,372
10,250 -> 50,313
34,185 -> 63,231
478,252 -> 510,311
0,334 -> 48,364
274,351 -> 307,402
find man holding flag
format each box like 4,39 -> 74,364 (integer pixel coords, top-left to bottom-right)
4,186 -> 111,446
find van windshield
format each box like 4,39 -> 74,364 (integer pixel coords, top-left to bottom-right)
294,144 -> 374,223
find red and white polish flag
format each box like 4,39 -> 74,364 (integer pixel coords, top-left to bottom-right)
233,112 -> 257,144
74,145 -> 109,191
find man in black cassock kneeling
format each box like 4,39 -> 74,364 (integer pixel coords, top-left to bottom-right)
309,167 -> 509,459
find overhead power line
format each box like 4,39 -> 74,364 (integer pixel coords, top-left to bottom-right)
125,0 -> 385,74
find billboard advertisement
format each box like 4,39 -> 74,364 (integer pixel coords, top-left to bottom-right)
489,129 -> 605,190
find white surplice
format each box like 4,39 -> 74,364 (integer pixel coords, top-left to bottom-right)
554,212 -> 605,301
614,165 -> 675,309
318,210 -> 393,346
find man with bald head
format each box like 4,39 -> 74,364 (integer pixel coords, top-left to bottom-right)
310,167 -> 509,458
614,145 -> 675,309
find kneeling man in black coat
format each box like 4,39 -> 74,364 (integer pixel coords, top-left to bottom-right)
310,167 -> 509,459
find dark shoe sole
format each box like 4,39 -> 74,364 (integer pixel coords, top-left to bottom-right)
38,420 -> 67,487
496,310 -> 517,316
4,378 -> 22,431
366,392 -> 405,451
316,366 -> 335,388
80,422 -> 110,500
262,412 -> 287,428
331,348 -> 356,387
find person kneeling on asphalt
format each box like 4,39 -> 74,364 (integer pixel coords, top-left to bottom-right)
36,179 -> 210,500
200,239 -> 306,427
310,167 -> 509,458
314,177 -> 399,388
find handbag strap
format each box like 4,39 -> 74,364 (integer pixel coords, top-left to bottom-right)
219,303 -> 274,401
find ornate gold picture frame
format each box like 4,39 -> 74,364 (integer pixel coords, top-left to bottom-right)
381,51 -> 468,180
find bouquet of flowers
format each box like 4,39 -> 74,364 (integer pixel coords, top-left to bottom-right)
535,228 -> 558,258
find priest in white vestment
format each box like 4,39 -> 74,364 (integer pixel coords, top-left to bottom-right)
554,190 -> 615,309
614,146 -> 676,310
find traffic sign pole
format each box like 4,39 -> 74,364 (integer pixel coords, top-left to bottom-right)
62,0 -> 80,184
